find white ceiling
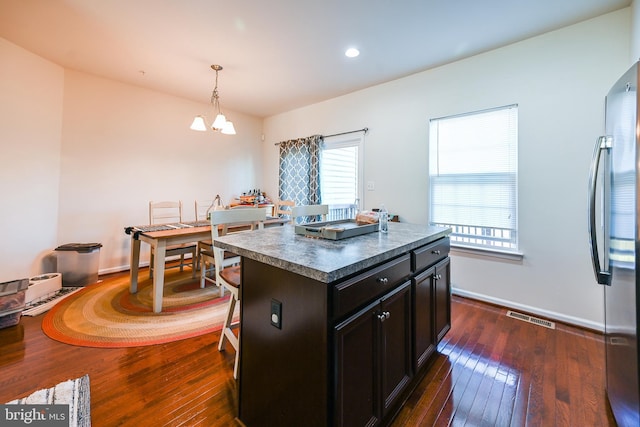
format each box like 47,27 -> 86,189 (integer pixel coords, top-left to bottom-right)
0,0 -> 631,118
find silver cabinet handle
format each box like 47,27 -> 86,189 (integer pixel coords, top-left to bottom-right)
432,250 -> 441,255
378,311 -> 390,322
588,135 -> 611,285
376,277 -> 389,284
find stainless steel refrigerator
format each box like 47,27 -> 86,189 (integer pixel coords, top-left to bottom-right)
589,61 -> 640,427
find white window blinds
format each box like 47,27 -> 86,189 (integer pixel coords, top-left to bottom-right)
320,136 -> 363,220
429,104 -> 518,250
321,145 -> 358,205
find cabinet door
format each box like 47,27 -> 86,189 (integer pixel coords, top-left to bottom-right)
380,280 -> 413,417
434,258 -> 451,343
413,267 -> 436,371
334,300 -> 381,427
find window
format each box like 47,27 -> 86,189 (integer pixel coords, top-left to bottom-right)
320,134 -> 364,220
429,105 -> 518,251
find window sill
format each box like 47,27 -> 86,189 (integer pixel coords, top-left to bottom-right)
450,244 -> 524,261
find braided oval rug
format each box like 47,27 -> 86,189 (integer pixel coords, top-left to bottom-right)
41,270 -> 234,348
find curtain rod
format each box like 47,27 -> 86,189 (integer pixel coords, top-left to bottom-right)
274,127 -> 368,145
322,127 -> 368,139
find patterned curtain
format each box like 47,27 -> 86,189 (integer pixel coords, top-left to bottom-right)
278,135 -> 323,207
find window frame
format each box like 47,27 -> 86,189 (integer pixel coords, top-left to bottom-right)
428,104 -> 522,258
320,134 -> 364,218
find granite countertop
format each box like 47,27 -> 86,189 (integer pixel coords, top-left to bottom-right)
213,222 -> 451,283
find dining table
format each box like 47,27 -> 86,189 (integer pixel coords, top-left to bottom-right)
125,217 -> 289,313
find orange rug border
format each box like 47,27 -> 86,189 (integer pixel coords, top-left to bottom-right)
41,276 -> 231,348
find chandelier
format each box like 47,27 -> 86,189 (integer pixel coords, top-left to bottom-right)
190,64 -> 236,135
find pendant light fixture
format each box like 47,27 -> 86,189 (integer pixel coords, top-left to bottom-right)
190,64 -> 236,135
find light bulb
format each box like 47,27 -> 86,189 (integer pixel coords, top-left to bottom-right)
221,121 -> 236,135
190,115 -> 207,131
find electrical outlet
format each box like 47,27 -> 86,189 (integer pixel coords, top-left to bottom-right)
271,299 -> 282,329
367,181 -> 375,191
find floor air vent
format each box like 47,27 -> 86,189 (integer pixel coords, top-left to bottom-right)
506,310 -> 555,329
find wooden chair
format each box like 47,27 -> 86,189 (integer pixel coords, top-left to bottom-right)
196,196 -> 232,287
195,196 -> 227,221
275,199 -> 295,221
291,204 -> 329,224
206,208 -> 266,379
194,199 -> 213,223
148,201 -> 197,279
194,198 -> 214,278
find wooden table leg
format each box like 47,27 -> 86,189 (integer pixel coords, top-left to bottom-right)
153,241 -> 167,313
129,237 -> 141,294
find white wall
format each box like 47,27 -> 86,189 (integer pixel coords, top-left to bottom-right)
0,40 -> 265,279
633,0 -> 640,61
0,38 -> 64,282
58,70 -> 265,273
262,9 -> 631,329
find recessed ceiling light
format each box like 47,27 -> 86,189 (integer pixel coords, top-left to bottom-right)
345,48 -> 360,58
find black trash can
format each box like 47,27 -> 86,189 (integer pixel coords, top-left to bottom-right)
55,243 -> 102,287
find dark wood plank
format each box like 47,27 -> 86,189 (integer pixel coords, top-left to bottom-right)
0,272 -> 617,426
390,296 -> 616,427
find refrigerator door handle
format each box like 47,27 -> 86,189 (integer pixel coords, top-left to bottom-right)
588,135 -> 612,285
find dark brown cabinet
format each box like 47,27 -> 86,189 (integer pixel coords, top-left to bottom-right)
413,256 -> 451,371
434,257 -> 451,343
414,267 -> 436,370
379,282 -> 413,416
334,281 -> 413,427
335,299 -> 380,427
238,234 -> 450,427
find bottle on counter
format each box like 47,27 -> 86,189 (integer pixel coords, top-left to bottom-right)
379,204 -> 388,233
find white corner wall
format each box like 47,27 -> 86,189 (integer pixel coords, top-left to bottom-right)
633,0 -> 640,61
0,38 -> 64,282
58,70 -> 265,273
262,9 -> 631,329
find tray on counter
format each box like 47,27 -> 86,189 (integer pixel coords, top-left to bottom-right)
294,219 -> 378,240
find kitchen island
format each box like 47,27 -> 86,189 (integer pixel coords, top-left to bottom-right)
214,222 -> 451,427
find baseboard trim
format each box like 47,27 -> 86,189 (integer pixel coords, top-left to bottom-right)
99,265 -> 137,275
452,287 -> 604,332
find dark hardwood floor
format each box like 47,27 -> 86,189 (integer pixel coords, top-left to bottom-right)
392,297 -> 616,427
0,271 -> 616,426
